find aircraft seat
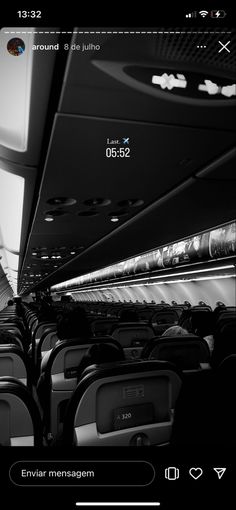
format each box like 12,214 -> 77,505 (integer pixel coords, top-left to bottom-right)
111,322 -> 155,360
0,345 -> 30,386
150,310 -> 179,335
0,376 -> 42,446
90,318 -> 119,336
142,335 -> 210,371
37,336 -> 123,439
63,359 -> 182,446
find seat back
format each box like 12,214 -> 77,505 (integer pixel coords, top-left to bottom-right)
39,336 -> 121,438
90,318 -> 119,336
143,335 -> 210,371
0,345 -> 29,386
211,355 -> 236,445
215,312 -> 236,335
218,354 -> 236,375
137,307 -> 157,321
170,369 -> 214,446
35,327 -> 58,371
0,376 -> 42,446
32,321 -> 57,365
171,306 -> 186,319
111,322 -> 154,359
180,309 -> 213,337
0,318 -> 25,336
191,305 -> 212,312
171,353 -> 236,446
212,316 -> 236,366
0,329 -> 24,351
151,310 -> 179,335
0,324 -> 23,339
33,321 -> 57,343
29,317 -> 38,335
63,360 -> 182,446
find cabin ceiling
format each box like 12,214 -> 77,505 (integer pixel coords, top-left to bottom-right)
18,29 -> 236,294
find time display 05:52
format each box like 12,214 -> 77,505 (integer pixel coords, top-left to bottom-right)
106,147 -> 130,158
17,10 -> 42,18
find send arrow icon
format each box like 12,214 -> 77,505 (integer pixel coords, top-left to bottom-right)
213,468 -> 226,479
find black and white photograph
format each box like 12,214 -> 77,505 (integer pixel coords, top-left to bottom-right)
0,6 -> 235,509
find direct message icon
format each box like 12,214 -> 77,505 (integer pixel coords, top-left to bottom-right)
213,468 -> 226,480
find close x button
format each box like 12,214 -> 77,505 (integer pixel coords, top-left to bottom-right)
218,40 -> 231,53
10,461 -> 155,486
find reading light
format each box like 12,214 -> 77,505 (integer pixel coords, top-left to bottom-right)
152,73 -> 187,90
44,214 -> 54,222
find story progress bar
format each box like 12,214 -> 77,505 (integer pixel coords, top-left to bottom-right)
75,504 -> 161,507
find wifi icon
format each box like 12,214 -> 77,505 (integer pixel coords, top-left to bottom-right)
199,10 -> 208,17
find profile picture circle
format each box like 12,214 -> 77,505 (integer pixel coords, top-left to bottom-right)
7,38 -> 25,56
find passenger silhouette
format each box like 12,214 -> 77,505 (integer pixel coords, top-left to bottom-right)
212,303 -> 227,325
170,369 -> 215,445
211,326 -> 236,367
77,341 -> 124,380
39,306 -> 91,371
57,306 -> 91,341
161,325 -> 189,336
37,307 -> 92,410
171,354 -> 236,447
37,299 -> 57,322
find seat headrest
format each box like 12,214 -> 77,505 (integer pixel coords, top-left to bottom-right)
143,335 -> 210,369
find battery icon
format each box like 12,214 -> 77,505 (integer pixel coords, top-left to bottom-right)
210,10 -> 227,18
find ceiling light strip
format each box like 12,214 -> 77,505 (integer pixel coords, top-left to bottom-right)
53,265 -> 235,293
85,264 -> 235,287
59,274 -> 235,295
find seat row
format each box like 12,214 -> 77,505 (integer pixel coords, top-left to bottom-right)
1,353 -> 235,447
0,301 -> 235,446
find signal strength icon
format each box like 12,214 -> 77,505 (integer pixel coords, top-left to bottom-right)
186,12 -> 197,18
199,10 -> 208,17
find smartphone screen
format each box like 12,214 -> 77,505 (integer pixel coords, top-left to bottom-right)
0,6 -> 235,510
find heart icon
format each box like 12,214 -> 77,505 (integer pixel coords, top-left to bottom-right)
189,467 -> 203,480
